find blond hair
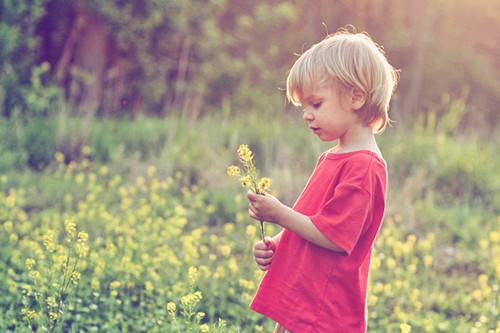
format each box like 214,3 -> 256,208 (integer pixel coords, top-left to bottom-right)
286,28 -> 399,134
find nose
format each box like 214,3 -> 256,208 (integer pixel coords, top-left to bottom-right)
302,107 -> 314,122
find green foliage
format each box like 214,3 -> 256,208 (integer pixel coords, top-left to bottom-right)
0,0 -> 49,116
23,116 -> 56,170
24,62 -> 62,117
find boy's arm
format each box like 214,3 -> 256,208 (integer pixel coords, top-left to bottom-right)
277,205 -> 346,254
272,229 -> 284,245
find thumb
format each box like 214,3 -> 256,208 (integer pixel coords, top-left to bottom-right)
264,236 -> 276,251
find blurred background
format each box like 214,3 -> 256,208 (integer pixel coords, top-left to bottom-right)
1,1 -> 498,171
1,1 -> 499,332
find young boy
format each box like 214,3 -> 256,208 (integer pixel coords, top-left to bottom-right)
246,29 -> 398,333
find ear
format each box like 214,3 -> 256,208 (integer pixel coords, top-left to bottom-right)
350,86 -> 367,110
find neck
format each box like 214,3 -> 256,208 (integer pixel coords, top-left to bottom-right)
337,124 -> 377,151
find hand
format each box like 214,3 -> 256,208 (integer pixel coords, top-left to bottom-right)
247,190 -> 285,224
253,236 -> 277,271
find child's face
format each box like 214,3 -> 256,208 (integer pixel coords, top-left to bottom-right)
301,84 -> 361,142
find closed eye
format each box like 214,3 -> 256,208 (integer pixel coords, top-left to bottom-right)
312,102 -> 322,109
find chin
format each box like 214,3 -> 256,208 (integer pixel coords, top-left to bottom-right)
319,136 -> 337,142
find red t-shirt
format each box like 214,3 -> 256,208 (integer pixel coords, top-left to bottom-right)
249,149 -> 388,333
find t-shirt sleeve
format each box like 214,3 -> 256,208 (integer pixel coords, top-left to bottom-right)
309,182 -> 372,256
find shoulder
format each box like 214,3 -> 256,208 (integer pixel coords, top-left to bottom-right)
330,152 -> 387,192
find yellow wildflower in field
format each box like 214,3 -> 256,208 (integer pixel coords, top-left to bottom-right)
220,245 -> 231,257
246,225 -> 257,237
64,218 -> 76,238
386,257 -> 396,269
196,312 -> 205,321
423,255 -> 433,267
180,291 -> 203,307
167,302 -> 176,316
400,323 -> 411,333
188,266 -> 199,285
43,230 -> 56,252
110,280 -> 121,297
46,296 -> 57,308
200,324 -> 210,333
82,145 -> 92,156
25,258 -> 35,270
21,308 -> 37,321
54,152 -> 65,164
77,231 -> 88,242
71,272 -> 80,284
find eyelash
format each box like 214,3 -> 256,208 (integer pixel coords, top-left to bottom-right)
312,102 -> 322,109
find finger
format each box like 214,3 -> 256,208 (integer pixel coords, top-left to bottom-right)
254,249 -> 274,258
248,208 -> 259,220
263,236 -> 276,250
254,241 -> 267,250
258,264 -> 270,271
256,257 -> 273,265
247,190 -> 258,202
255,241 -> 273,251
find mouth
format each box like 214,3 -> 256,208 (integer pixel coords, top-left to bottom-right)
309,126 -> 321,134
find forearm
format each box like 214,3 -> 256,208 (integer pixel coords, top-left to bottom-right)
277,205 -> 345,254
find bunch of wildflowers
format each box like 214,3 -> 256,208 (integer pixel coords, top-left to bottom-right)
22,217 -> 89,332
227,144 -> 272,242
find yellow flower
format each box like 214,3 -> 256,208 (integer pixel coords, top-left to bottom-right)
423,255 -> 433,267
226,165 -> 241,177
91,278 -> 100,290
47,296 -> 57,308
386,257 -> 396,269
54,152 -> 65,163
25,258 -> 35,270
257,177 -> 272,193
237,144 -> 253,162
4,221 -> 13,233
240,175 -> 252,188
71,272 -> 81,284
82,145 -> 92,156
196,312 -> 205,321
223,223 -> 235,234
246,225 -> 257,237
30,270 -> 41,281
43,230 -> 56,252
228,258 -> 239,273
110,280 -> 121,297
99,165 -> 109,176
64,218 -> 76,238
188,266 -> 199,285
147,165 -> 157,177
49,312 -> 58,321
21,308 -> 37,321
77,231 -> 88,242
400,323 -> 411,333
167,302 -> 176,316
220,245 -> 231,257
180,291 -> 203,307
200,324 -> 210,333
75,242 -> 89,258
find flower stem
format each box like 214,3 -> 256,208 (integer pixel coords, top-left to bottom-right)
259,220 -> 265,243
